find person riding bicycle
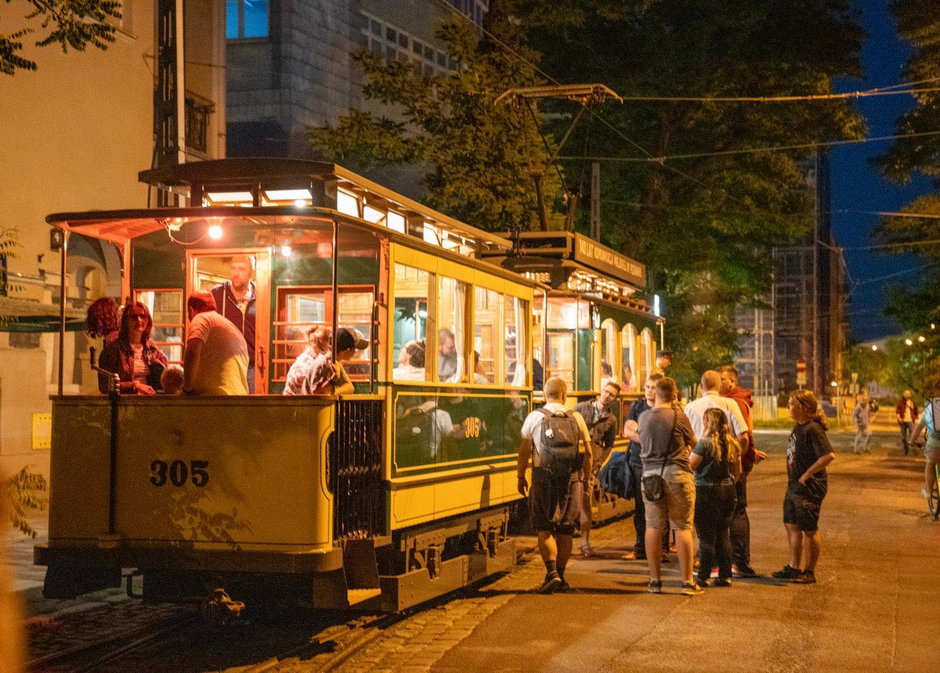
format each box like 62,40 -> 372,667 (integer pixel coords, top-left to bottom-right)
911,393 -> 940,506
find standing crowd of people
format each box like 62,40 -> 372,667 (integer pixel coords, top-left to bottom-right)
516,367 -> 837,595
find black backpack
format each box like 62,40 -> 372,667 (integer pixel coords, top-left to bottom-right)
537,408 -> 581,474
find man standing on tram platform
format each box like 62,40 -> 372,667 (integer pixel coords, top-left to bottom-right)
211,255 -> 257,392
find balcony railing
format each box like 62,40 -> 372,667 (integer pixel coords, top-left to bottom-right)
185,91 -> 215,156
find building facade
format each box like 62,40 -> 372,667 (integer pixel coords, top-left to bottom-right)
733,151 -> 848,407
226,0 -> 487,162
0,1 -> 227,478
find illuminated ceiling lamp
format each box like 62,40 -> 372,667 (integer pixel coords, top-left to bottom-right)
262,188 -> 313,207
205,191 -> 254,207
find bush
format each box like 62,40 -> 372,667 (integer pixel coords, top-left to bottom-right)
2,467 -> 48,538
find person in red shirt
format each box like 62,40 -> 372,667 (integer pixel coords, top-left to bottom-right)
896,390 -> 919,455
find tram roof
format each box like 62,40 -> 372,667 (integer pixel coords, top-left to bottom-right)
47,159 -> 512,252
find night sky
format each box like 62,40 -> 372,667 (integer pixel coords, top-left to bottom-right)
830,0 -> 933,342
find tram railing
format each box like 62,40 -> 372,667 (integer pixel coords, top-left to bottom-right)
329,397 -> 386,541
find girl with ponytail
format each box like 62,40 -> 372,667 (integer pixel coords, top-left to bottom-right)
771,390 -> 836,584
689,408 -> 742,587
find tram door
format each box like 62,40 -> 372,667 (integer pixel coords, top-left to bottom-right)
188,250 -> 271,394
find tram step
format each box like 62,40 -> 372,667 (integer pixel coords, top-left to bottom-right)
347,588 -> 383,605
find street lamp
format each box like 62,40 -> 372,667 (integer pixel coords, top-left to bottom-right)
905,338 -> 914,346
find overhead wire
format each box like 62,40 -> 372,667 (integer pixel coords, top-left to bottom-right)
616,86 -> 940,103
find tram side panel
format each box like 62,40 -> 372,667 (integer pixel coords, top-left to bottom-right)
38,396 -> 340,599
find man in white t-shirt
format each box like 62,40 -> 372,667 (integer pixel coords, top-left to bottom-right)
183,291 -> 249,395
516,377 -> 592,594
684,370 -> 749,450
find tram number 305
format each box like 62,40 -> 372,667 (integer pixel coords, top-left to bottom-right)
150,460 -> 210,488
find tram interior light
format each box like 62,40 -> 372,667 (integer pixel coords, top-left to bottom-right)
208,224 -> 223,240
280,244 -> 293,257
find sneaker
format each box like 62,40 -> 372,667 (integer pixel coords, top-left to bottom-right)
714,577 -> 733,587
622,551 -> 646,561
732,563 -> 757,578
709,566 -> 720,579
695,577 -> 711,589
647,579 -> 663,594
537,571 -> 562,594
771,565 -> 803,581
794,570 -> 816,584
557,578 -> 570,593
580,543 -> 596,558
681,582 -> 705,596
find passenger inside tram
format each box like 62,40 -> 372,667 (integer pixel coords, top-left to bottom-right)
283,326 -> 333,395
393,339 -> 426,381
332,327 -> 369,395
438,327 -> 458,381
97,301 -> 168,395
209,255 -> 257,392
161,365 -> 184,395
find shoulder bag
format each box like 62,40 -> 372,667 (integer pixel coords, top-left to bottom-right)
641,410 -> 677,502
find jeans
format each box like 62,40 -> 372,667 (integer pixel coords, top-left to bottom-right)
730,471 -> 750,567
900,422 -> 915,454
854,425 -> 871,453
695,480 -> 737,581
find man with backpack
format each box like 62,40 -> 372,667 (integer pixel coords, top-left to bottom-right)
517,377 -> 593,593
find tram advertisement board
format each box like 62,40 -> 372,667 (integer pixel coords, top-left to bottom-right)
573,234 -> 645,287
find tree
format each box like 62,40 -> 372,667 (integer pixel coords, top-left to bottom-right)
1,0 -> 121,75
528,1 -> 864,382
874,0 -> 940,332
310,0 -> 566,232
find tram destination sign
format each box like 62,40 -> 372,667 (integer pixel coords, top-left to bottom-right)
572,234 -> 646,287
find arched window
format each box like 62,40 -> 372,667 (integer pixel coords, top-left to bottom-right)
621,324 -> 636,392
600,319 -> 619,389
639,328 -> 654,384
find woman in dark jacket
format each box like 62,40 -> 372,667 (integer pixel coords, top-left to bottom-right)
97,301 -> 168,394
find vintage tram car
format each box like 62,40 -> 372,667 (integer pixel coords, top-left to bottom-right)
35,159 -> 660,612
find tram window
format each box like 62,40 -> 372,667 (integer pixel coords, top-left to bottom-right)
136,289 -> 184,365
621,324 -> 636,392
546,297 -> 590,329
337,189 -> 360,218
393,264 -> 429,382
274,289 -> 327,382
532,293 -> 545,367
601,319 -> 618,388
387,211 -> 405,233
337,290 -> 374,381
641,327 -> 655,378
547,332 -> 575,390
504,295 -> 526,386
473,287 -> 499,384
436,276 -> 466,383
636,327 -> 652,386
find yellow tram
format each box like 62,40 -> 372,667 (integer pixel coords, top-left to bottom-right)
35,159 -> 659,612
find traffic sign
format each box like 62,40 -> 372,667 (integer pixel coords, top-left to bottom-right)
796,358 -> 807,386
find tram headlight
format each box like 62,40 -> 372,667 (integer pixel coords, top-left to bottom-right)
208,224 -> 223,240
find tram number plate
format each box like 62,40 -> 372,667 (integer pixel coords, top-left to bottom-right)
149,460 -> 209,488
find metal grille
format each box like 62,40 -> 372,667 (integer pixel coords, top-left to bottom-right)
329,399 -> 386,540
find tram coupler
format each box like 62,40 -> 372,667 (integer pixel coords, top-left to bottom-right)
201,588 -> 245,625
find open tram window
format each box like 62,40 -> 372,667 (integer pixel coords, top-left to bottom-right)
504,295 -> 527,386
393,264 -> 429,382
437,276 -> 466,383
136,289 -> 184,365
337,289 -> 374,380
636,327 -> 652,385
473,286 -> 499,385
601,319 -> 619,389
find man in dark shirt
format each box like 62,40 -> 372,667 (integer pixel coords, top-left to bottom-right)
637,376 -> 701,595
622,372 -> 663,561
574,380 -> 621,556
211,255 -> 257,392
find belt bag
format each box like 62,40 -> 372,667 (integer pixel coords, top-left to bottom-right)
642,410 -> 678,502
642,473 -> 666,501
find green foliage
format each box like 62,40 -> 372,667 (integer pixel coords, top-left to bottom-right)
2,467 -> 47,538
309,0 -> 564,232
873,1 -> 940,331
844,343 -> 890,389
1,0 -> 122,75
530,0 -> 864,365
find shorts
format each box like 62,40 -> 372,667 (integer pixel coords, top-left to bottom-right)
529,467 -> 584,536
642,466 -> 695,531
783,480 -> 827,532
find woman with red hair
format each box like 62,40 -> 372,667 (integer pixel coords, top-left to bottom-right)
97,301 -> 168,394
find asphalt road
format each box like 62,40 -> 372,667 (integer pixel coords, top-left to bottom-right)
426,429 -> 939,673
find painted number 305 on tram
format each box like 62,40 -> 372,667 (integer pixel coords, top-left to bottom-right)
35,159 -> 660,614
